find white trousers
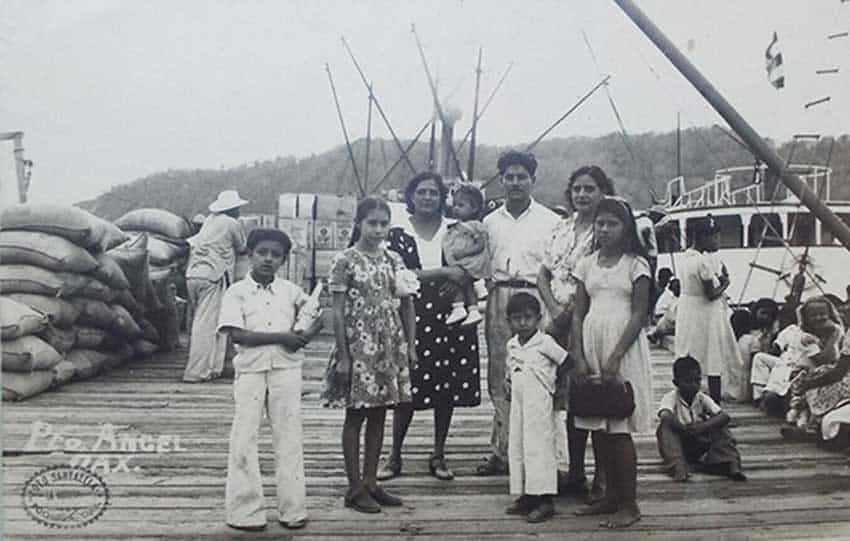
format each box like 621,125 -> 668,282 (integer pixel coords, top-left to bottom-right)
751,352 -> 793,399
509,368 -> 558,496
225,368 -> 306,526
184,277 -> 227,382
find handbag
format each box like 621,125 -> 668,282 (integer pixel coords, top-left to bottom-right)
569,379 -> 636,419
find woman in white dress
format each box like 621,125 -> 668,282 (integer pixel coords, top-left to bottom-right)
675,215 -> 742,402
571,197 -> 653,529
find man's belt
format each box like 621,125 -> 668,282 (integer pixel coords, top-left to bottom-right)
494,280 -> 537,289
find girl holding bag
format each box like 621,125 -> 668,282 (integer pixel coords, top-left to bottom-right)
322,196 -> 417,513
570,196 -> 654,529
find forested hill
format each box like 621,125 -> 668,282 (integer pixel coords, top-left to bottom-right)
78,128 -> 850,221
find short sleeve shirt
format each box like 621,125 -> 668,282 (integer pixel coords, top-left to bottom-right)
506,331 -> 568,394
541,214 -> 594,306
186,213 -> 247,282
218,274 -> 309,372
658,389 -> 722,425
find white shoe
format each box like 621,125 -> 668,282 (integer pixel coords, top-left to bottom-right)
785,408 -> 800,425
446,304 -> 468,325
473,280 -> 489,300
461,308 -> 483,327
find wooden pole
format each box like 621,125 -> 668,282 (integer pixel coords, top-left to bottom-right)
371,118 -> 432,195
480,74 -> 611,189
613,0 -> 850,250
467,47 -> 483,182
325,63 -> 364,197
411,24 -> 465,180
341,37 -> 417,175
364,82 -> 374,194
456,62 -> 513,154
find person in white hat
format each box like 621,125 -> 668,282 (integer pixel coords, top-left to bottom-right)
183,190 -> 249,382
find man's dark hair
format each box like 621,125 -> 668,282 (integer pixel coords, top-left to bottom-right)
673,355 -> 701,380
497,150 -> 538,177
506,292 -> 541,317
247,228 -> 292,254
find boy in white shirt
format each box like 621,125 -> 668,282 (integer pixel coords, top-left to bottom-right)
657,355 -> 746,482
218,229 -> 323,532
503,293 -> 569,523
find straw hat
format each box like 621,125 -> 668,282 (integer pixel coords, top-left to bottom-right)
208,190 -> 249,213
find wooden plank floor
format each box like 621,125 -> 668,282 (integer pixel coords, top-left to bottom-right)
4,334 -> 850,540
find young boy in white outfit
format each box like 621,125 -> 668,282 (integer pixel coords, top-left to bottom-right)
503,292 -> 569,523
219,228 -> 323,532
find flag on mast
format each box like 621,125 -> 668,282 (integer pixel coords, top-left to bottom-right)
765,32 -> 785,89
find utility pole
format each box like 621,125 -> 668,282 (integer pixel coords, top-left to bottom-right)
467,47 -> 483,182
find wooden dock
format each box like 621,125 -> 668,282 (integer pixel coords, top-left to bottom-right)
4,335 -> 850,540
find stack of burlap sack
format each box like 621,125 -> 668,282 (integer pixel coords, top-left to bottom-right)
0,204 -> 161,401
114,208 -> 191,350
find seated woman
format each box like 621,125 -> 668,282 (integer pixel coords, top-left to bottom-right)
753,297 -> 840,418
733,299 -> 779,402
780,297 -> 845,440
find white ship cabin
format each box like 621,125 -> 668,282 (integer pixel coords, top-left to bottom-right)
655,164 -> 850,305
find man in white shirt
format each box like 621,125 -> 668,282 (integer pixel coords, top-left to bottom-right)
183,190 -> 249,382
477,150 -> 560,475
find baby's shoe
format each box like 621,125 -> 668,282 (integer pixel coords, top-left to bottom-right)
461,306 -> 483,327
473,280 -> 489,300
796,409 -> 811,429
446,303 -> 468,325
785,407 -> 800,425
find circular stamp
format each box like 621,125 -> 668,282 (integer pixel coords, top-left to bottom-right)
22,465 -> 109,529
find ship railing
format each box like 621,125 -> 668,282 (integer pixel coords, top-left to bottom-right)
664,164 -> 834,210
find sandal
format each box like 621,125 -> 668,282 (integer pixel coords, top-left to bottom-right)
428,454 -> 455,481
376,455 -> 402,481
475,455 -> 508,476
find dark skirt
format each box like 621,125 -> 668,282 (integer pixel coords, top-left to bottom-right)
409,278 -> 481,410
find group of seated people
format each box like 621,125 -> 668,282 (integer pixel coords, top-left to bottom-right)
648,272 -> 850,452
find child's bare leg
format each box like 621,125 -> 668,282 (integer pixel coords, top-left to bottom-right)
576,432 -> 617,515
462,280 -> 477,308
343,408 -> 367,491
602,434 -> 640,528
363,408 -> 387,491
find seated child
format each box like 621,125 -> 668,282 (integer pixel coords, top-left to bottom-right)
785,297 -> 844,428
750,323 -> 818,414
648,279 -> 680,344
502,293 -> 569,523
443,184 -> 489,326
218,229 -> 324,532
657,355 -> 746,482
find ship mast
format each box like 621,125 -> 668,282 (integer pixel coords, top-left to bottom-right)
613,0 -> 850,251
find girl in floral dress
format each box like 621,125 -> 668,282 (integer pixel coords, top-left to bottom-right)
323,197 -> 417,513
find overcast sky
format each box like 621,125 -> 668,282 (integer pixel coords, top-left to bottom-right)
1,0 -> 847,206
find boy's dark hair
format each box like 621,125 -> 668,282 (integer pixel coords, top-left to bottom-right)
506,292 -> 541,316
453,184 -> 484,219
247,228 -> 292,254
657,267 -> 673,284
497,150 -> 538,177
673,355 -> 702,380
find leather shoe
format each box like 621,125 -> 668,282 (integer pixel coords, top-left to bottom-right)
505,495 -> 537,515
376,455 -> 402,481
475,455 -> 508,476
344,487 -> 381,514
428,455 -> 455,481
557,472 -> 588,495
526,498 -> 555,523
369,485 -> 403,506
